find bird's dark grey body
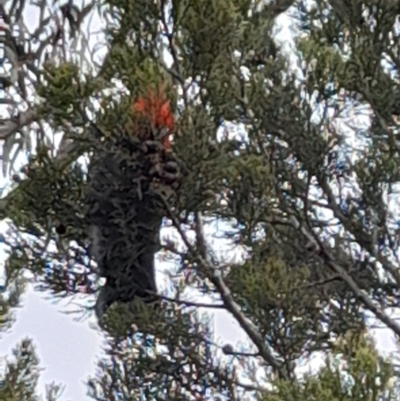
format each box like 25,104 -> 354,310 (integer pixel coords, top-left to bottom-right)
86,138 -> 171,320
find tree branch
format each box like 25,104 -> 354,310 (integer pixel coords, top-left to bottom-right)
0,109 -> 37,139
159,294 -> 226,309
162,197 -> 287,379
286,212 -> 400,338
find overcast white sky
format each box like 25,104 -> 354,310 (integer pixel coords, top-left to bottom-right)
0,1 -> 398,400
0,280 -> 246,400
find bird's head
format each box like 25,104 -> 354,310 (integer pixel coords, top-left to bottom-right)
132,87 -> 175,150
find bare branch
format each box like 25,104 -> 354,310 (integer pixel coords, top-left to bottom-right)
0,109 -> 37,139
287,212 -> 400,338
159,294 -> 226,309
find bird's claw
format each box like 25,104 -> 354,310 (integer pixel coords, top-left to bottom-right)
150,160 -> 179,184
164,161 -> 179,174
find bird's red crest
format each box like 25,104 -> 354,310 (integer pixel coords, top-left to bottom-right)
132,87 -> 175,149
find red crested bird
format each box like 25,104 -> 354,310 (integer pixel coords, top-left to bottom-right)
86,87 -> 179,322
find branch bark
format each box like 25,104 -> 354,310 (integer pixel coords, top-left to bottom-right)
162,197 -> 287,379
0,109 -> 37,139
287,211 -> 400,338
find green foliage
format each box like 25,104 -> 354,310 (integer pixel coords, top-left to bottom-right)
36,61 -> 102,129
6,147 -> 86,236
260,331 -> 396,401
88,304 -> 238,401
0,340 -> 63,401
2,0 -> 400,399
